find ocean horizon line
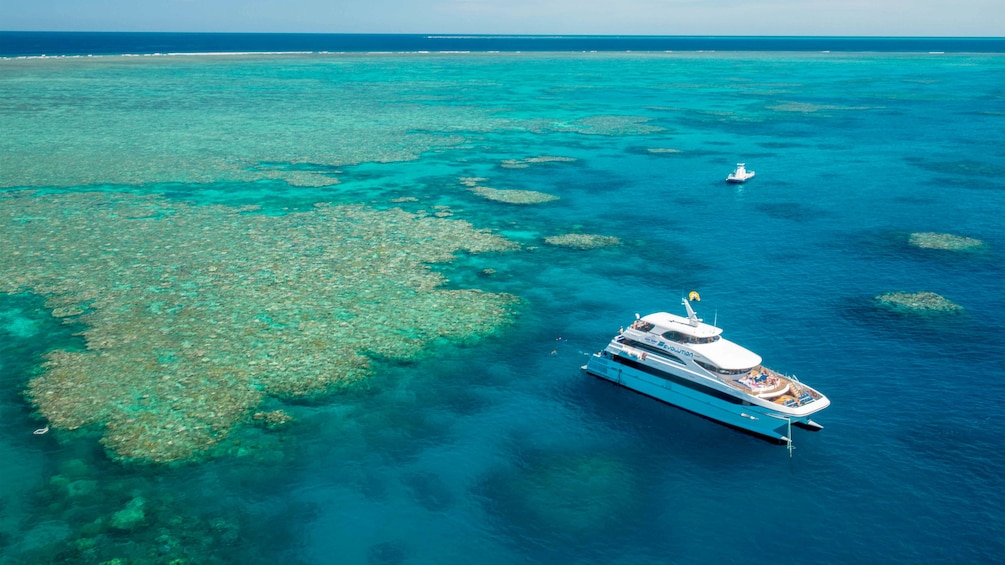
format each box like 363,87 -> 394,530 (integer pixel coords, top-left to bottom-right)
2,31 -> 1003,58
0,30 -> 1000,37
2,30 -> 1004,39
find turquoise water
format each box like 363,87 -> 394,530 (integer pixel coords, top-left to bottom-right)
1,50 -> 1004,564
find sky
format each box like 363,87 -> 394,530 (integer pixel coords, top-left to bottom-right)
3,0 -> 1003,37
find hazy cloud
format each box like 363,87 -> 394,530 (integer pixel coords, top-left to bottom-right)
3,0 -> 1001,35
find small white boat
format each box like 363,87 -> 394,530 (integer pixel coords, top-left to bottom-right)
726,163 -> 755,183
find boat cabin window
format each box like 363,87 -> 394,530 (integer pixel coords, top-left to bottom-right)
661,330 -> 720,345
694,359 -> 751,376
623,339 -> 686,365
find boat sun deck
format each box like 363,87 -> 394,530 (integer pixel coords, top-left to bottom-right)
725,366 -> 822,408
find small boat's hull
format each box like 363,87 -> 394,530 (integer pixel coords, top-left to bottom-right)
584,353 -> 813,443
726,164 -> 755,183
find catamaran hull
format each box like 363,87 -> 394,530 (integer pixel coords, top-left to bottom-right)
584,353 -> 815,443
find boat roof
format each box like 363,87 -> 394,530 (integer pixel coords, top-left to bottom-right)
641,311 -> 721,337
639,311 -> 762,369
698,338 -> 762,369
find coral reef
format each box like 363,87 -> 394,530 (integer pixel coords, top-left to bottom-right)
0,57 -> 499,188
457,177 -> 487,188
908,232 -> 986,251
368,540 -> 408,565
478,451 -> 639,542
275,171 -> 341,188
501,155 -> 577,169
0,191 -> 520,463
402,471 -> 454,512
247,162 -> 342,187
469,186 -> 559,205
9,454 -> 277,564
252,410 -> 294,430
555,115 -> 663,135
767,102 -> 874,113
460,175 -> 559,204
875,291 -> 963,315
544,234 -> 622,249
110,497 -> 147,531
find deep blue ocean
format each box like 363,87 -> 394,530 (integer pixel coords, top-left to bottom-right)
2,32 -> 1005,58
0,33 -> 1003,565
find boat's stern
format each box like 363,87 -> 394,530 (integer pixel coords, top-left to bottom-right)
583,349 -> 613,379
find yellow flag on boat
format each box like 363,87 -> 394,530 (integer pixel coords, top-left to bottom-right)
688,291 -> 701,302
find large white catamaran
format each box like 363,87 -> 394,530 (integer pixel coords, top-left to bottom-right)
583,294 -> 829,450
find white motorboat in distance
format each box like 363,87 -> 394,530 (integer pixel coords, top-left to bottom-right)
726,163 -> 755,183
583,296 -> 829,445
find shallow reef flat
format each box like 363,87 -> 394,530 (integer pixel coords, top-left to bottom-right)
469,185 -> 560,204
0,190 -> 520,463
908,232 -> 986,252
559,115 -> 664,136
544,234 -> 622,249
500,155 -> 577,169
0,57 -> 498,188
875,291 -> 963,315
459,175 -> 560,204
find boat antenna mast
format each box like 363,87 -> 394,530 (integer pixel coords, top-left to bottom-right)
682,293 -> 702,326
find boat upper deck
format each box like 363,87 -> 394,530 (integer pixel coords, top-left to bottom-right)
638,312 -> 722,339
628,314 -> 761,370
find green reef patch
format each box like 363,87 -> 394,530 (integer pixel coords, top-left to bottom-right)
477,450 -> 641,544
905,157 -> 1005,178
908,232 -> 986,251
544,233 -> 622,249
875,291 -> 963,315
470,186 -> 560,204
19,455 -> 278,564
0,191 -> 519,464
554,115 -> 664,135
459,176 -> 559,205
246,161 -> 342,188
500,155 -> 577,169
766,101 -> 877,113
